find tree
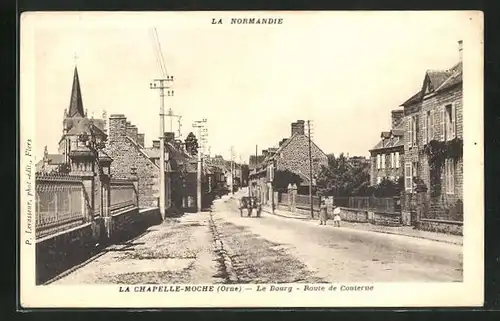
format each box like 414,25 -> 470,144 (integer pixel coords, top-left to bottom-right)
316,153 -> 371,197
184,132 -> 199,156
272,169 -> 303,193
373,178 -> 400,197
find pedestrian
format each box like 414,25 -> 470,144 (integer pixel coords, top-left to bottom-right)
333,206 -> 342,227
319,199 -> 328,225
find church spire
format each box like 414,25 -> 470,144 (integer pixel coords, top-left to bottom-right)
68,66 -> 85,118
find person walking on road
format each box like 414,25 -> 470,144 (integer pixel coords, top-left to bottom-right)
319,199 -> 328,225
333,206 -> 342,227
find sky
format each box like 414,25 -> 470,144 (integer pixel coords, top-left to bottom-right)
24,11 -> 478,163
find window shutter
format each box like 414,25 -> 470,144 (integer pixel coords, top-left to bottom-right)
429,110 -> 434,140
395,152 -> 399,168
382,154 -> 385,169
376,155 -> 380,169
391,153 -> 395,168
422,113 -> 428,144
440,107 -> 446,141
404,162 -> 412,192
451,103 -> 457,139
407,118 -> 413,148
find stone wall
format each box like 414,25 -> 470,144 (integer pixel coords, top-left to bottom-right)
105,114 -> 160,208
370,147 -> 404,185
403,84 -> 463,220
417,218 -> 463,235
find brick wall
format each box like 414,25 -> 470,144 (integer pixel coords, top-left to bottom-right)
276,134 -> 328,185
105,114 -> 160,208
403,84 -> 463,220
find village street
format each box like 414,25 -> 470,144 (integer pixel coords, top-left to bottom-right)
51,191 -> 463,285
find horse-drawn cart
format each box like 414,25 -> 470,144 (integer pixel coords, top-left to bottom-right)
239,196 -> 262,217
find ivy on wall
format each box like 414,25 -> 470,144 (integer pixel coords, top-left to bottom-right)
423,138 -> 463,196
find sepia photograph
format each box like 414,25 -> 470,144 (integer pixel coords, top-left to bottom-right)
19,11 -> 484,308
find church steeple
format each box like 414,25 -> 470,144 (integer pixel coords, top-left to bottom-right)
68,66 -> 85,118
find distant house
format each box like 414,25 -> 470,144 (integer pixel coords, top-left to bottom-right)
249,120 -> 328,203
369,109 -> 405,185
400,40 -> 463,222
140,132 -> 199,212
36,146 -> 67,174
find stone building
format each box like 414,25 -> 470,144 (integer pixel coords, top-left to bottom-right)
249,120 -> 328,203
400,40 -> 463,222
104,114 -> 163,208
369,109 -> 405,185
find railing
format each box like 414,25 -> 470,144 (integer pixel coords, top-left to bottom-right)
295,194 -> 321,208
35,173 -> 91,239
110,179 -> 138,214
347,196 -> 398,214
333,196 -> 350,208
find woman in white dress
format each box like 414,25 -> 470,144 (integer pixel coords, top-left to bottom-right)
333,206 -> 342,227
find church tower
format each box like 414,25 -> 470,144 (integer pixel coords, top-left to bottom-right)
59,65 -> 86,160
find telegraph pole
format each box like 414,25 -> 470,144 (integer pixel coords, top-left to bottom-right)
230,146 -> 235,195
150,76 -> 174,220
193,119 -> 207,212
164,108 -> 182,139
307,120 -> 313,218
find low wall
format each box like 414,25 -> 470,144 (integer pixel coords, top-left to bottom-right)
339,207 -> 369,223
36,222 -> 96,285
36,207 -> 162,285
417,219 -> 463,236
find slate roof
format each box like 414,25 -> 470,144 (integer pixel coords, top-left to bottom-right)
66,118 -> 106,137
46,154 -> 65,165
401,61 -> 463,107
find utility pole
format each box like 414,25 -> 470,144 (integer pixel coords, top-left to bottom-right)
307,120 -> 313,218
193,119 -> 207,212
164,108 -> 182,139
230,146 -> 235,195
150,76 -> 174,220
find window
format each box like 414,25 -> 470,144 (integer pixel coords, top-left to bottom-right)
408,115 -> 418,147
423,110 -> 433,144
442,103 -> 457,141
395,152 -> 400,168
428,110 -> 434,141
377,176 -> 382,184
404,162 -> 413,192
381,154 -> 386,169
376,154 -> 381,169
445,158 -> 455,194
390,152 -> 395,168
407,117 -> 413,148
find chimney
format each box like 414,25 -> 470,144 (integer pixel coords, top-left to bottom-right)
126,124 -> 138,143
458,40 -> 463,62
291,120 -> 305,136
152,140 -> 160,149
164,132 -> 175,144
137,133 -> 145,148
391,109 -> 404,129
279,138 -> 287,147
108,114 -> 127,143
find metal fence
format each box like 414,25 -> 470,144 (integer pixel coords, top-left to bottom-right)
295,194 -> 321,208
110,179 -> 138,214
35,174 -> 90,239
347,196 -> 398,214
